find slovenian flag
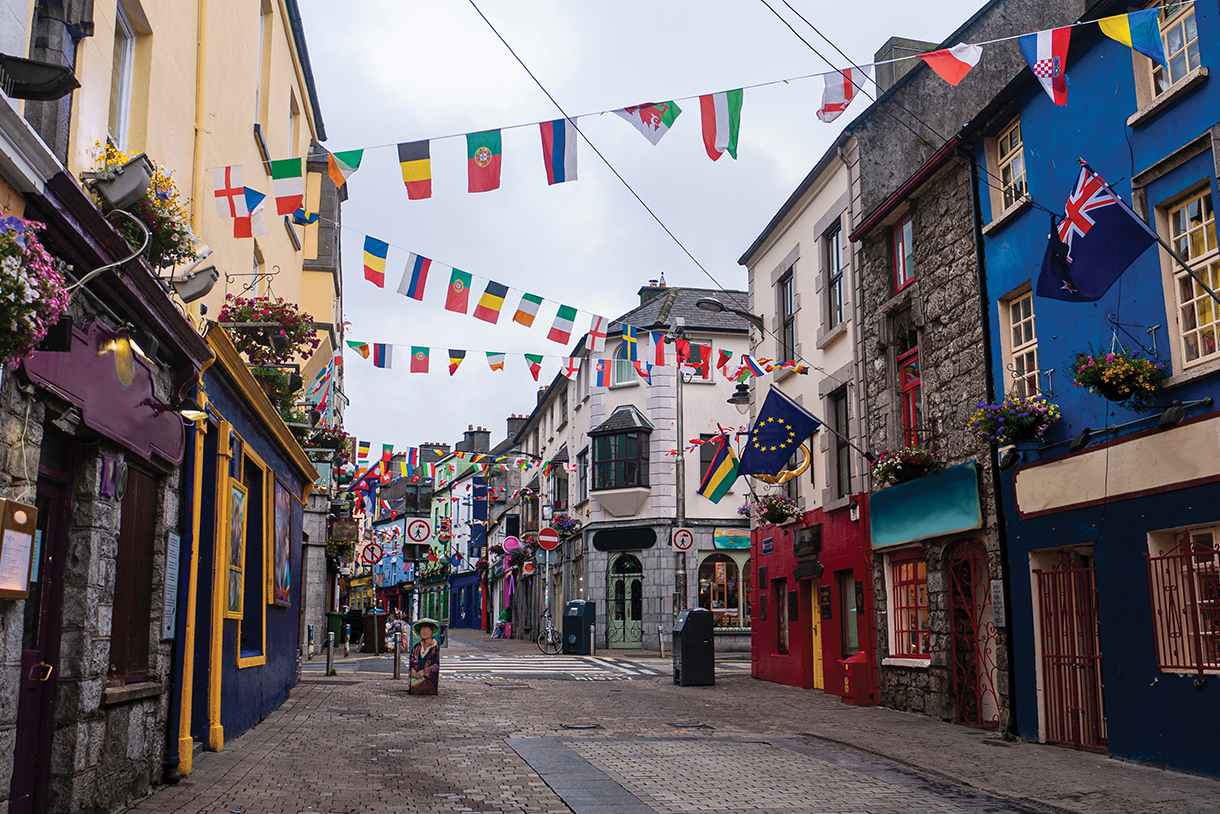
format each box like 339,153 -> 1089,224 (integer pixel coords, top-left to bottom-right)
525,354 -> 544,381
1099,10 -> 1166,67
920,43 -> 983,86
372,343 -> 392,368
363,236 -> 389,287
1019,28 -> 1071,106
410,346 -> 429,373
398,253 -> 431,300
269,158 -> 304,215
699,89 -> 742,161
548,305 -> 577,344
595,358 -> 609,387
540,118 -> 577,184
473,281 -> 509,324
445,269 -> 472,313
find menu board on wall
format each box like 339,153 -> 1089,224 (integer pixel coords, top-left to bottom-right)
0,499 -> 38,599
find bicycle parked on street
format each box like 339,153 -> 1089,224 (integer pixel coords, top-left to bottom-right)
536,607 -> 561,655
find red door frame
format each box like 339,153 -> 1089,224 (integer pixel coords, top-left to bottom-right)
11,468 -> 73,814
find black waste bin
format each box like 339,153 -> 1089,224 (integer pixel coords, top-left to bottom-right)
562,600 -> 595,655
673,608 -> 715,686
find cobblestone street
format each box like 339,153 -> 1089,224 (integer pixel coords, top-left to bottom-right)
123,630 -> 1219,814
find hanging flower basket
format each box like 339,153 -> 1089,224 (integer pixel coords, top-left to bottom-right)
90,143 -> 199,270
737,494 -> 800,526
871,447 -> 944,488
307,424 -> 348,450
1071,346 -> 1166,412
969,395 -> 1062,446
218,295 -> 321,365
552,513 -> 581,538
0,213 -> 71,367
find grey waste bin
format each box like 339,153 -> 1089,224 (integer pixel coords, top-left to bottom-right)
563,600 -> 595,655
673,608 -> 715,686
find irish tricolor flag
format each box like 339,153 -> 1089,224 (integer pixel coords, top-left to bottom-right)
269,158 -> 304,215
699,90 -> 742,161
615,102 -> 682,145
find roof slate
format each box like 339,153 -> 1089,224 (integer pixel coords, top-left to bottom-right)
590,405 -> 654,435
609,287 -> 752,336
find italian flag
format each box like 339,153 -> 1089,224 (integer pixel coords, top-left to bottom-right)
614,102 -> 682,145
548,305 -> 577,344
269,158 -> 304,215
524,354 -> 544,381
699,89 -> 742,161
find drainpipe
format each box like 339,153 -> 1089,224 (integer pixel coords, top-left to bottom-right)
162,409 -> 194,782
189,0 -> 210,248
966,147 -> 1020,739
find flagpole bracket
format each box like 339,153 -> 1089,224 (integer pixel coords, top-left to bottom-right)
225,263 -> 282,297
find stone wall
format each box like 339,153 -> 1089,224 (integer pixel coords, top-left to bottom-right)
301,492 -> 330,655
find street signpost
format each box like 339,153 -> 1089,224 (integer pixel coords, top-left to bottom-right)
672,527 -> 695,551
537,527 -> 561,551
406,518 -> 431,543
503,535 -> 520,551
537,527 -> 561,628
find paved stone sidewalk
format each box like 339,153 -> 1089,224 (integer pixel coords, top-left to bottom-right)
124,629 -> 1220,814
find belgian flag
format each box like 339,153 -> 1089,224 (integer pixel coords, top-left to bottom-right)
398,140 -> 431,200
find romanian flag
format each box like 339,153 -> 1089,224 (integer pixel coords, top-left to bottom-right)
1099,9 -> 1166,67
449,349 -> 466,376
466,129 -> 502,193
372,343 -> 392,368
346,340 -> 370,359
513,293 -> 544,327
548,305 -> 577,344
398,140 -> 431,200
525,354 -> 543,381
363,236 -> 389,287
487,352 -> 505,371
445,269 -> 472,313
269,157 -> 304,215
410,346 -> 429,373
473,281 -> 509,324
398,253 -> 431,301
697,433 -> 739,504
327,149 -> 363,192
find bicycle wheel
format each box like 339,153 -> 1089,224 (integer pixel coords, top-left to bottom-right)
538,627 -> 562,655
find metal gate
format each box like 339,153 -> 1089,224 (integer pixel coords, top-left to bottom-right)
1034,554 -> 1107,750
948,541 -> 1000,728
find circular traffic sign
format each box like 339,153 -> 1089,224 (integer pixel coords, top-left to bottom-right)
522,561 -> 536,576
406,518 -> 432,543
537,527 -> 561,551
360,542 -> 384,565
672,528 -> 695,551
503,535 -> 520,552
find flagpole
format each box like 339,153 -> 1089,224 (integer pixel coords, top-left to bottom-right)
1080,159 -> 1220,308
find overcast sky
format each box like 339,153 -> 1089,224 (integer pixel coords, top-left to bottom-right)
295,0 -> 987,452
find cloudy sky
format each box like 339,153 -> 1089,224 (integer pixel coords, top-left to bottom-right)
295,0 -> 986,452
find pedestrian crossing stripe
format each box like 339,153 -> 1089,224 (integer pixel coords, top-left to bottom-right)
441,655 -> 662,680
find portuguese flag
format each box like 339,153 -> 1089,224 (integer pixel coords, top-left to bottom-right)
466,129 -> 502,193
445,269 -> 473,313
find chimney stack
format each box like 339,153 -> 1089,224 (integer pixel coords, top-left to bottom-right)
873,36 -> 938,93
638,278 -> 668,306
464,425 -> 491,454
506,413 -> 529,441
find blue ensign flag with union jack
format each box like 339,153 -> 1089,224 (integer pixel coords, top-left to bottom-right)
1036,164 -> 1157,302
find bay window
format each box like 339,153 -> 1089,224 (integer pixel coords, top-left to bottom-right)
592,431 -> 650,490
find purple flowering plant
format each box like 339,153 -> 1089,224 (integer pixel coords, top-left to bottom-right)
869,447 -> 944,488
969,394 -> 1062,446
552,513 -> 581,537
0,212 -> 71,366
1071,345 -> 1166,412
738,494 -> 800,525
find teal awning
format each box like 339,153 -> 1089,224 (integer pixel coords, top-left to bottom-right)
870,461 -> 983,548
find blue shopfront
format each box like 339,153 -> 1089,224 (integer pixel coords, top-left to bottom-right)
449,570 -> 482,629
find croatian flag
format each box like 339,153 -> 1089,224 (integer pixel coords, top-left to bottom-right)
372,343 -> 393,369
595,358 -> 609,387
1019,28 -> 1071,106
540,117 -> 577,185
633,360 -> 654,385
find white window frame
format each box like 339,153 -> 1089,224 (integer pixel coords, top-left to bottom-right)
611,341 -> 638,387
1166,187 -> 1219,369
108,5 -> 136,149
997,119 -> 1026,210
998,287 -> 1039,397
1151,1 -> 1201,98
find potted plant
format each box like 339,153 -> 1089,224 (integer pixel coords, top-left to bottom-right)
217,294 -> 321,365
0,213 -> 71,367
308,424 -> 348,450
969,395 -> 1062,446
1071,346 -> 1166,411
89,143 -> 199,270
870,447 -> 944,488
488,543 -> 505,557
737,494 -> 801,526
552,513 -> 581,538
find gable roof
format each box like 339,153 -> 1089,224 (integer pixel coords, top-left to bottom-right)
590,405 -> 654,435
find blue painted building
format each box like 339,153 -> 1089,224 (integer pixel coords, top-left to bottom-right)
968,0 -> 1220,773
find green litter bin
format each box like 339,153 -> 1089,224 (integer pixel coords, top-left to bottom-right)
325,611 -> 345,644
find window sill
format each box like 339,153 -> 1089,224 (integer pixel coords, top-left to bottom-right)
981,194 -> 1032,236
815,320 -> 849,350
102,681 -> 164,706
1128,67 -> 1208,129
1164,354 -> 1220,390
610,381 -> 639,389
882,656 -> 930,668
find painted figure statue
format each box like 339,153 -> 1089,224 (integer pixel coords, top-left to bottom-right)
409,618 -> 441,695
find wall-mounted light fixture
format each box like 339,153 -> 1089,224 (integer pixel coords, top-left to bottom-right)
998,445 -> 1020,471
727,382 -> 751,414
1068,428 -> 1092,453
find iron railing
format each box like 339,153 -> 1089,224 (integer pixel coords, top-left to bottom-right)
1145,548 -> 1220,678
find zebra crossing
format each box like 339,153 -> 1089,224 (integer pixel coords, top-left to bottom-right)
444,654 -> 663,681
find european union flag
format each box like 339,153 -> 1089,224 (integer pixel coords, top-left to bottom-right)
1037,165 -> 1157,302
738,388 -> 821,477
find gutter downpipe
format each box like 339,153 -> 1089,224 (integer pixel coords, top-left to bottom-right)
966,146 -> 1020,740
189,0 -> 209,241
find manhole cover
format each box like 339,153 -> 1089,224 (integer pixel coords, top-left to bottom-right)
667,722 -> 713,729
560,723 -> 603,730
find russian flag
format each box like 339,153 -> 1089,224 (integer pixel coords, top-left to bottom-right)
1019,28 -> 1071,106
540,117 -> 577,185
743,355 -> 766,377
372,343 -> 392,368
398,252 -> 431,301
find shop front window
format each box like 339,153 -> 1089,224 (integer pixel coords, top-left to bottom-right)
698,554 -> 742,627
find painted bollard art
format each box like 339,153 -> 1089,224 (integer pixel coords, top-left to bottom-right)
409,617 -> 441,695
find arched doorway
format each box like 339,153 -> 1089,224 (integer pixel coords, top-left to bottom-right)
948,540 -> 1000,728
608,553 -> 643,648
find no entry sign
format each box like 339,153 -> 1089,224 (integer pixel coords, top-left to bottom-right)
672,528 -> 695,551
537,526 -> 561,551
406,518 -> 432,543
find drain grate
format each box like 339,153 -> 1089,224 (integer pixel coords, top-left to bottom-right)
560,723 -> 603,730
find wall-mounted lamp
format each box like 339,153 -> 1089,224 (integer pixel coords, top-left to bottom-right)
849,498 -> 860,522
169,248 -> 218,304
998,445 -> 1020,471
1068,428 -> 1092,453
81,153 -> 153,210
727,382 -> 751,414
1158,397 -> 1213,429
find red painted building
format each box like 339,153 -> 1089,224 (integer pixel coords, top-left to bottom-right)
750,496 -> 878,704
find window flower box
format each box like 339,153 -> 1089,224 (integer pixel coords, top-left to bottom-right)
871,447 -> 944,489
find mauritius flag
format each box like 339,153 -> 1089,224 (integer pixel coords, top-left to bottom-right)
467,130 -> 502,193
697,433 -> 739,504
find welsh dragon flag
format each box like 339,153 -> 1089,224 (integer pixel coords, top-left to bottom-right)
615,102 -> 682,145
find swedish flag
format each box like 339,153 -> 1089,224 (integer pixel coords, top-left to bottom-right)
738,388 -> 821,477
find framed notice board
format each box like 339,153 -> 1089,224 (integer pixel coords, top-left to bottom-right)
0,499 -> 39,599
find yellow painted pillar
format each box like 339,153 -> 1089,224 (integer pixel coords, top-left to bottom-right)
208,421 -> 231,752
176,404 -> 208,774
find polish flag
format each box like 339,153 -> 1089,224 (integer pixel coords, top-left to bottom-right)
920,43 -> 984,86
817,66 -> 872,123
